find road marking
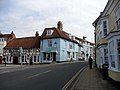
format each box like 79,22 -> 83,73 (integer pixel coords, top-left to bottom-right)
27,70 -> 51,79
61,66 -> 86,90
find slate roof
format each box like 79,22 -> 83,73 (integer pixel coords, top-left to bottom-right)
4,36 -> 41,49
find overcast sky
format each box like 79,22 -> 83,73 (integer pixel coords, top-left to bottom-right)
0,0 -> 108,42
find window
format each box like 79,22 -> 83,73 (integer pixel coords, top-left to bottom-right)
64,40 -> 66,48
25,56 -> 27,62
34,56 -> 36,62
67,52 -> 70,58
69,44 -> 72,49
43,52 -> 51,61
103,21 -> 107,37
47,30 -> 53,35
48,40 -> 52,47
22,56 -> 24,62
38,56 -> 39,62
73,52 -> 74,58
73,43 -> 75,50
104,49 -> 108,64
117,39 -> 120,70
116,19 -> 120,30
109,41 -> 115,68
100,31 -> 102,38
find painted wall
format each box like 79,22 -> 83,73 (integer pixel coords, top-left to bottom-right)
40,38 -> 80,63
59,39 -> 80,61
40,38 -> 60,63
0,38 -> 6,56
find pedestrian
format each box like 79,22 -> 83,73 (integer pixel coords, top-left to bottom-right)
88,56 -> 93,69
70,57 -> 73,62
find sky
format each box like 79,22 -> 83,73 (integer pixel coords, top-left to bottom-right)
0,0 -> 108,42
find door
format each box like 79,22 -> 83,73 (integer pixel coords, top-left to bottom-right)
13,56 -> 18,64
53,52 -> 56,62
30,57 -> 33,65
0,56 -> 2,64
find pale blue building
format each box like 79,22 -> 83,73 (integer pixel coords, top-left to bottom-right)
40,21 -> 82,63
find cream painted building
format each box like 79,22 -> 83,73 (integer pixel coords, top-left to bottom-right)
93,0 -> 120,88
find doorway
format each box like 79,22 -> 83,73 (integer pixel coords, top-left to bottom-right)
53,52 -> 56,62
30,57 -> 33,65
13,56 -> 18,64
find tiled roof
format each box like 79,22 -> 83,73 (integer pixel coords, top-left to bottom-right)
41,27 -> 79,44
4,36 -> 41,49
0,34 -> 11,38
0,32 -> 16,41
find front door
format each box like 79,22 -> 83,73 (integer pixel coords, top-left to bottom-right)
30,57 -> 33,65
13,56 -> 18,64
53,52 -> 56,62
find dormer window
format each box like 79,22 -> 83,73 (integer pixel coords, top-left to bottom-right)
47,30 -> 53,35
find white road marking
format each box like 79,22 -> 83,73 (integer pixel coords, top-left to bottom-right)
27,70 -> 51,79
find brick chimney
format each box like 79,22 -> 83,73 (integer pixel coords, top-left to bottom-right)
35,31 -> 39,37
57,21 -> 63,31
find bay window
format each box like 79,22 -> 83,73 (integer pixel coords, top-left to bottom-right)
109,41 -> 115,68
117,39 -> 120,70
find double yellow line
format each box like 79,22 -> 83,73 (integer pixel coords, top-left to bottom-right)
61,66 -> 86,90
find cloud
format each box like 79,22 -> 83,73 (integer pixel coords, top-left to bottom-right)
0,0 -> 108,42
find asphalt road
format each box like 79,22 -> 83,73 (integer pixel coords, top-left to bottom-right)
0,62 -> 87,90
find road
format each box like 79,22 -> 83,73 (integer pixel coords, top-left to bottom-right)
0,62 -> 87,90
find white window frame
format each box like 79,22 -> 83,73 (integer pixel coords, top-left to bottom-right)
117,39 -> 120,71
67,52 -> 70,58
102,20 -> 108,37
104,48 -> 108,64
109,40 -> 115,68
115,5 -> 120,31
48,40 -> 52,47
47,30 -> 53,35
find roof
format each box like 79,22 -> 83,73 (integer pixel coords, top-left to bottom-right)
4,36 -> 41,49
0,32 -> 16,41
75,37 -> 94,46
0,34 -> 12,38
41,27 -> 79,44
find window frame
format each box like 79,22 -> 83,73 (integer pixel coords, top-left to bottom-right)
48,40 -> 52,47
102,20 -> 108,37
47,30 -> 53,35
109,40 -> 115,68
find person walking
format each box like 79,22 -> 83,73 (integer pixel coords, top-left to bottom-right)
88,56 -> 93,69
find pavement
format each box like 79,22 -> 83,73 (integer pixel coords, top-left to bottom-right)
72,66 -> 118,90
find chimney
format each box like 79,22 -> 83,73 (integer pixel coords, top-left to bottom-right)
83,36 -> 86,40
57,21 -> 63,30
11,31 -> 16,39
35,31 -> 39,37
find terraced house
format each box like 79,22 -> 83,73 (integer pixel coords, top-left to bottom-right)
3,32 -> 40,64
3,21 -> 94,64
40,21 -> 82,63
0,31 -> 16,64
93,0 -> 120,88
